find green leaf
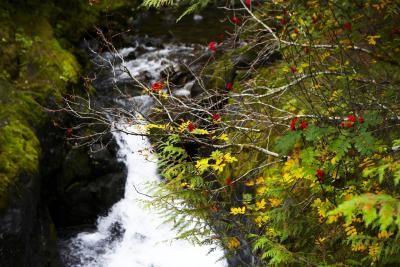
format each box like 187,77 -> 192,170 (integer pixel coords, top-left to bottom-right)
354,130 -> 376,156
329,134 -> 351,160
275,131 -> 302,154
300,147 -> 319,166
379,203 -> 394,230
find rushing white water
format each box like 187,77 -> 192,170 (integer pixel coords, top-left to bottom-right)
61,42 -> 227,267
63,123 -> 226,267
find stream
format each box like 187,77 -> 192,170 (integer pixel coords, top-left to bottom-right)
59,39 -> 227,267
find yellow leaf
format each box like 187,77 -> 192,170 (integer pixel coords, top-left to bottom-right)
245,180 -> 255,186
195,158 -> 209,173
227,237 -> 241,249
217,133 -> 229,142
378,230 -> 393,239
254,215 -> 269,227
255,176 -> 264,185
212,162 -> 226,173
178,121 -> 190,132
224,153 -> 238,163
256,186 -> 266,194
269,198 -> 282,207
255,199 -> 267,211
144,123 -> 168,130
283,173 -> 294,184
192,128 -> 209,135
230,206 -> 246,215
367,35 -> 381,45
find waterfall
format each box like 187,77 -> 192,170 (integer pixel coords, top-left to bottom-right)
60,42 -> 227,267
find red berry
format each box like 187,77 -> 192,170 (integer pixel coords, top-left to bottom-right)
299,120 -> 308,130
225,82 -> 233,91
151,81 -> 164,92
316,169 -> 324,182
290,66 -> 297,73
347,115 -> 357,123
294,28 -> 299,34
231,17 -> 241,25
343,22 -> 352,31
245,0 -> 251,8
346,122 -> 353,128
359,116 -> 364,123
290,117 -> 299,131
188,122 -> 196,132
208,41 -> 217,52
66,128 -> 73,138
212,113 -> 221,122
341,121 -> 345,128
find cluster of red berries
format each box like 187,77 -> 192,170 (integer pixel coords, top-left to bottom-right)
231,17 -> 241,25
212,113 -> 221,122
340,115 -> 364,128
187,122 -> 196,132
289,117 -> 308,131
151,81 -> 164,92
343,22 -> 352,32
225,82 -> 233,91
208,41 -> 217,52
316,169 -> 324,182
66,128 -> 73,138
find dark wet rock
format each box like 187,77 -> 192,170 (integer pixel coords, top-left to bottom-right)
0,173 -> 59,267
227,237 -> 258,267
108,222 -> 125,242
47,135 -> 127,227
124,51 -> 136,61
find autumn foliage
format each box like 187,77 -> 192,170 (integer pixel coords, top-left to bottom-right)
142,0 -> 400,265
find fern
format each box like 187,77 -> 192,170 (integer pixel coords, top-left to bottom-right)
142,0 -> 211,21
328,193 -> 400,231
142,0 -> 176,8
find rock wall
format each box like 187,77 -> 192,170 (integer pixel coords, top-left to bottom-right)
0,1 -> 135,266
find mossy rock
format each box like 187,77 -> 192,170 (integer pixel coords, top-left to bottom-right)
15,16 -> 80,99
0,119 -> 40,208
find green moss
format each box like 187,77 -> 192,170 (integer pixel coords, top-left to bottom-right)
16,17 -> 80,99
0,0 -> 139,209
0,120 -> 40,207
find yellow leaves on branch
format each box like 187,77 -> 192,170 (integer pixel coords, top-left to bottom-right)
368,243 -> 380,259
245,176 -> 264,186
195,150 -> 238,174
227,237 -> 241,249
212,133 -> 229,142
269,198 -> 282,207
282,158 -> 306,184
255,199 -> 267,211
195,158 -> 209,173
230,206 -> 246,215
254,214 -> 269,227
343,223 -> 357,236
177,121 -> 191,132
367,35 -> 381,45
378,230 -> 393,239
352,243 -> 367,252
145,123 -> 170,131
191,128 -> 209,135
